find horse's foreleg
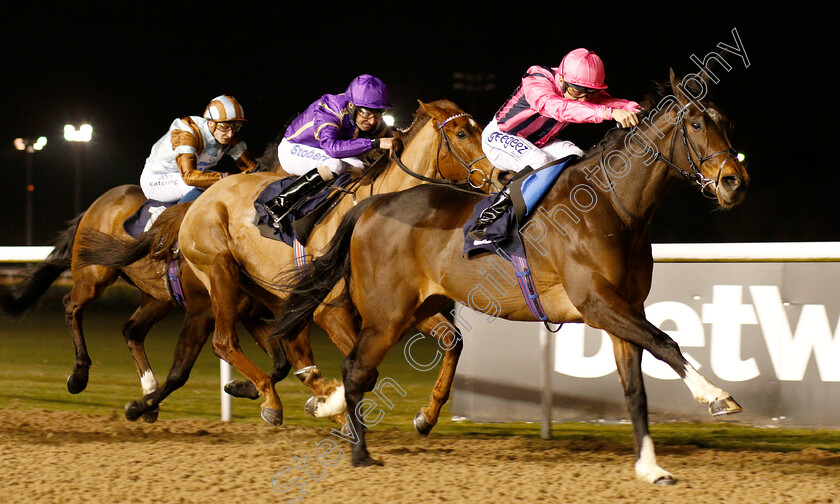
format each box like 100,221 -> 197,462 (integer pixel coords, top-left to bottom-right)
209,252 -> 283,425
124,308 -> 214,421
121,294 -> 172,423
611,337 -> 675,485
412,312 -> 463,436
62,266 -> 118,394
578,276 -> 740,416
227,314 -> 293,400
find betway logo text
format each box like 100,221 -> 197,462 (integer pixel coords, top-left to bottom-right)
555,285 -> 840,382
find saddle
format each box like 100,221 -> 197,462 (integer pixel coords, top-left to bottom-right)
253,172 -> 353,247
122,200 -> 177,238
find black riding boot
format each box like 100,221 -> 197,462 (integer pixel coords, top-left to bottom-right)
264,168 -> 330,229
467,187 -> 513,240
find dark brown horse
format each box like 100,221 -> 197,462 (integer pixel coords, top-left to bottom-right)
271,70 -> 750,484
176,100 -> 504,426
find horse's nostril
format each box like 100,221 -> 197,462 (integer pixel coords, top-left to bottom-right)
722,176 -> 741,190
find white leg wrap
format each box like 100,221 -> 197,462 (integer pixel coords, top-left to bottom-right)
140,370 -> 159,395
682,364 -> 727,404
635,435 -> 674,484
313,385 -> 346,418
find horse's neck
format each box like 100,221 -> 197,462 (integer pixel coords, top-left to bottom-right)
374,123 -> 441,194
600,114 -> 681,223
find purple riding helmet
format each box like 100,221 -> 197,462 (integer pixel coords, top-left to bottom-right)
346,74 -> 392,110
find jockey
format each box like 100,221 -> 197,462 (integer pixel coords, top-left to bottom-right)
140,95 -> 257,204
263,74 -> 396,228
468,48 -> 642,240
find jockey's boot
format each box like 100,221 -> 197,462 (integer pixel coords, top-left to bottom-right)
467,187 -> 513,240
264,168 -> 330,229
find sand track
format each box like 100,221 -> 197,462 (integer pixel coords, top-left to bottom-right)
1,409 -> 838,503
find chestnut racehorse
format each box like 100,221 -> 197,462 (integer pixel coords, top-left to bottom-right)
271,70 -> 750,484
177,99 -> 504,426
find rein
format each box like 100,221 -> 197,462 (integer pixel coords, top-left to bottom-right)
606,107 -> 738,221
391,112 -> 492,192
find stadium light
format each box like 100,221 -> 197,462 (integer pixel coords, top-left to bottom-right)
14,136 -> 48,245
64,123 -> 93,216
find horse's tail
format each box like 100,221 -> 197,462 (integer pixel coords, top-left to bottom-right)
76,203 -> 192,270
0,213 -> 83,317
272,198 -> 376,342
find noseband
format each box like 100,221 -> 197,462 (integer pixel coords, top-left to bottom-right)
603,106 -> 739,222
392,112 -> 492,191
641,107 -> 738,198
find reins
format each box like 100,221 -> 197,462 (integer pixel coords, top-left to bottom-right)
605,106 -> 738,221
391,112 -> 492,193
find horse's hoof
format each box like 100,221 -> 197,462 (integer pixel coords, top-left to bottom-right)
710,396 -> 742,416
223,380 -> 260,400
414,411 -> 433,436
654,475 -> 677,486
66,371 -> 89,394
352,455 -> 384,467
260,407 -> 284,426
124,400 -> 144,422
141,406 -> 160,424
304,396 -> 324,417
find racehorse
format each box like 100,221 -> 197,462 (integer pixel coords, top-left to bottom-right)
175,99 -> 504,426
0,186 -> 292,423
270,70 -> 750,484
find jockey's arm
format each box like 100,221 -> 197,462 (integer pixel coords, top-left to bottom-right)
175,154 -> 225,187
233,149 -> 259,173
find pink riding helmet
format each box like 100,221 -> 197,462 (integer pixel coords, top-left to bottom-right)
555,48 -> 609,90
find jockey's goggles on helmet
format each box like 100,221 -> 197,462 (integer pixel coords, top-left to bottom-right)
565,82 -> 600,97
356,107 -> 385,120
214,121 -> 242,133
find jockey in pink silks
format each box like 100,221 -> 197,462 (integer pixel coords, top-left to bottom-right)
468,48 -> 642,240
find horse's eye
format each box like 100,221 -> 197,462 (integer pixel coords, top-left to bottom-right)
456,130 -> 467,139
691,121 -> 702,130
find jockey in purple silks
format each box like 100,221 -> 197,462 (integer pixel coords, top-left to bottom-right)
263,74 -> 396,228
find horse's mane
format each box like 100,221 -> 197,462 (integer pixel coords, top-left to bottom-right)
577,81 -> 669,162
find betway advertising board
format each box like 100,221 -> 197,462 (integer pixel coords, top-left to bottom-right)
450,260 -> 840,428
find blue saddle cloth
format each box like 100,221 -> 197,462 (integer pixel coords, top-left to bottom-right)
462,156 -> 575,261
253,173 -> 352,247
123,200 -> 177,238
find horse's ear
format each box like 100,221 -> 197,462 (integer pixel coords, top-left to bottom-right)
669,67 -> 690,107
417,100 -> 446,124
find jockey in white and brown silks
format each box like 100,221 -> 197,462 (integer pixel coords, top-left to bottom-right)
468,48 -> 643,240
262,74 -> 396,228
139,95 -> 258,205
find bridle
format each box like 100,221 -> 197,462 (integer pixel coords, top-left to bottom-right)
391,112 -> 494,191
633,106 -> 738,198
603,105 -> 739,222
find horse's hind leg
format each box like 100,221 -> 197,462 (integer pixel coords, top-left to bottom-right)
411,312 -> 463,436
209,252 -> 284,425
62,265 -> 118,394
611,337 -> 675,485
122,294 -> 172,423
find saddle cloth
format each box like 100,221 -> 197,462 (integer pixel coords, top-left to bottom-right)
253,173 -> 352,247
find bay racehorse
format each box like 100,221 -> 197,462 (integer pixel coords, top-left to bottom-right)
270,70 -> 750,484
177,99 -> 504,426
0,185 -> 293,422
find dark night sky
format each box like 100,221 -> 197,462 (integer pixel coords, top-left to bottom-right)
1,6 -> 834,246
